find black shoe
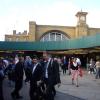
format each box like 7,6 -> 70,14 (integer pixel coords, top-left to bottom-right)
53,91 -> 56,96
76,85 -> 79,87
11,92 -> 16,99
16,96 -> 23,99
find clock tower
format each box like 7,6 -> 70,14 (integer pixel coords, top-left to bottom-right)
76,10 -> 88,25
75,10 -> 88,38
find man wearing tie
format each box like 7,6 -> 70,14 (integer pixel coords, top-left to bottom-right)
29,56 -> 43,100
43,53 -> 61,100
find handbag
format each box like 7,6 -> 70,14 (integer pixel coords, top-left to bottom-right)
78,67 -> 83,77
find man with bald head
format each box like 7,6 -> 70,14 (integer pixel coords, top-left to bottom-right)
43,53 -> 61,100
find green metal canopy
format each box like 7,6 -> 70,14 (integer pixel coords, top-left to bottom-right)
0,34 -> 100,51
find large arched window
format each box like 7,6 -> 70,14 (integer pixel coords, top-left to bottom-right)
40,30 -> 69,41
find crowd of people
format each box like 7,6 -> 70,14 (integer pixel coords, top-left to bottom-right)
0,53 -> 100,100
0,53 -> 61,100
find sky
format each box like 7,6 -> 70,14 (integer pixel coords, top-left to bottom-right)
0,0 -> 100,41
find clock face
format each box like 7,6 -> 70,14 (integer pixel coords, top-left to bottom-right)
80,16 -> 85,21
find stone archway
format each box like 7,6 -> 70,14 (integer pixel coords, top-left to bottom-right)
40,30 -> 70,41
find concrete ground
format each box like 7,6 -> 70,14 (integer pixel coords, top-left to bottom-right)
57,71 -> 100,100
3,70 -> 100,100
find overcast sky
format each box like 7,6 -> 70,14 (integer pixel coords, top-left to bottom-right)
0,0 -> 100,41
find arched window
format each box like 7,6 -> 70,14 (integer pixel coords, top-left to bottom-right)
40,31 -> 69,41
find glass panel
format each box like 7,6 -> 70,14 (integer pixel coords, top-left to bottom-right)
56,33 -> 61,41
44,34 -> 49,41
40,31 -> 69,41
50,32 -> 55,41
40,37 -> 44,41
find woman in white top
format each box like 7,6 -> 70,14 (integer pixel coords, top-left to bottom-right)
71,58 -> 79,87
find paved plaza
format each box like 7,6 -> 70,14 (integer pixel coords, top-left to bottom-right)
3,70 -> 100,100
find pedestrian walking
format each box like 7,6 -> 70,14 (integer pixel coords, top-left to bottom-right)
95,58 -> 100,79
11,57 -> 24,99
70,57 -> 79,87
0,59 -> 5,100
43,53 -> 61,100
29,56 -> 43,100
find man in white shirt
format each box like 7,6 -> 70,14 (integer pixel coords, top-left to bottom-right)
43,53 -> 61,100
29,56 -> 43,100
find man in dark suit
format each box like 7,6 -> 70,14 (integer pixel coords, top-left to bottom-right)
11,57 -> 24,99
29,56 -> 43,100
43,53 -> 61,100
0,59 -> 4,100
